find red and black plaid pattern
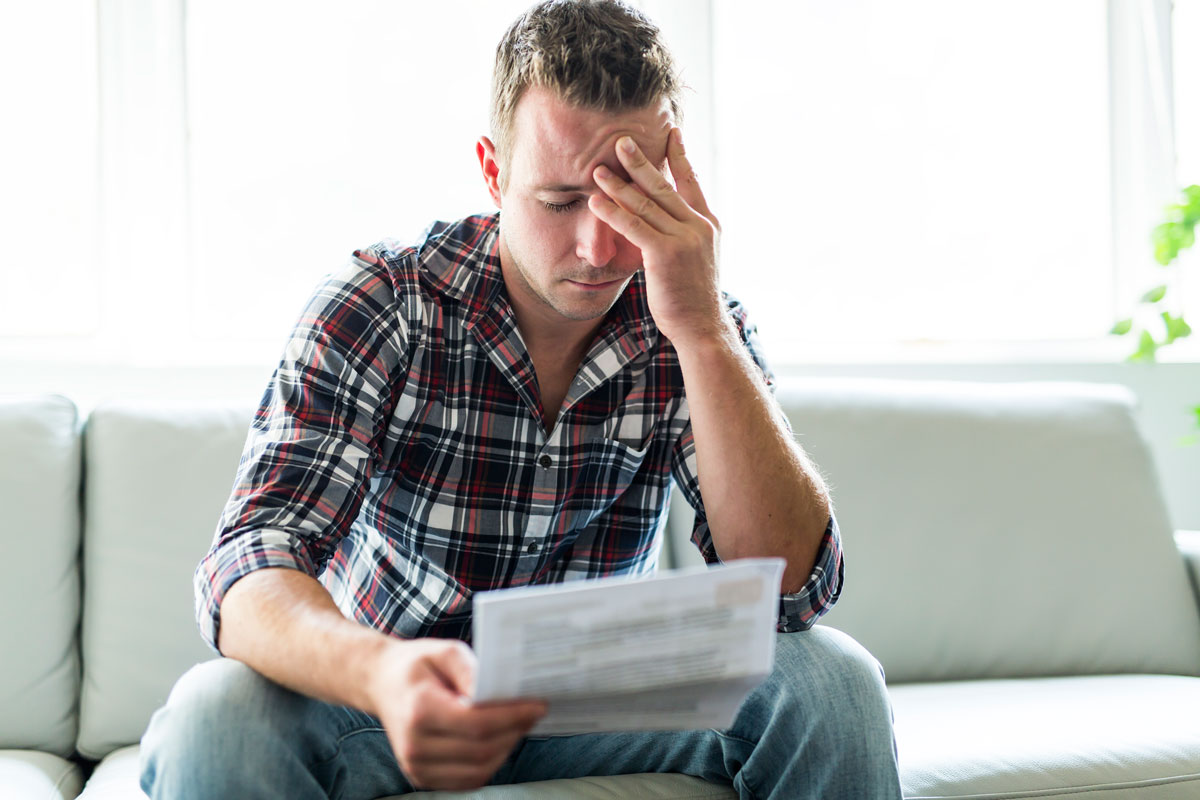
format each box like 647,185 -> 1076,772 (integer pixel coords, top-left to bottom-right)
195,213 -> 842,650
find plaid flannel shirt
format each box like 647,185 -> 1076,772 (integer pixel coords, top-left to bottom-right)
195,213 -> 843,651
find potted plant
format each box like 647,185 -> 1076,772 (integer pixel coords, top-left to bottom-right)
1111,184 -> 1200,441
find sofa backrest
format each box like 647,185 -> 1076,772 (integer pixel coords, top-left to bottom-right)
76,403 -> 255,759
781,377 -> 1200,683
60,379 -> 1200,757
0,395 -> 81,757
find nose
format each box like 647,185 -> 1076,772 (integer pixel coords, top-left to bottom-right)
576,212 -> 618,268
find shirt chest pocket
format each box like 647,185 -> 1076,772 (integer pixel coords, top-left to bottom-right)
557,434 -> 653,533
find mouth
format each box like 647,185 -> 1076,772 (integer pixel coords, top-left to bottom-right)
566,278 -> 625,290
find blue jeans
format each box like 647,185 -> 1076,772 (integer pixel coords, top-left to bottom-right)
140,626 -> 902,799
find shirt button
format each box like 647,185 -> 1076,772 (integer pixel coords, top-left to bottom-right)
538,454 -> 553,469
527,541 -> 540,554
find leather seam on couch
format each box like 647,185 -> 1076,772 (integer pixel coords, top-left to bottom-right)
906,769 -> 1200,799
50,764 -> 80,798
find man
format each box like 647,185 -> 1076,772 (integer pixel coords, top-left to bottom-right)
140,1 -> 902,798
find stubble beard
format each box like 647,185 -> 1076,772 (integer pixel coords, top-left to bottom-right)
509,249 -> 625,323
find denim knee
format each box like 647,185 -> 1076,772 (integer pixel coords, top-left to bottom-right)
139,658 -> 331,798
756,626 -> 894,740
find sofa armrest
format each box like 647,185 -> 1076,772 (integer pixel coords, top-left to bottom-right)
1176,530 -> 1200,615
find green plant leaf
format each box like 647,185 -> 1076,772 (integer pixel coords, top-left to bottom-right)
1153,223 -> 1178,265
1140,285 -> 1167,303
1183,185 -> 1200,224
1193,404 -> 1200,428
1161,311 -> 1193,344
1109,318 -> 1133,336
1128,329 -> 1159,362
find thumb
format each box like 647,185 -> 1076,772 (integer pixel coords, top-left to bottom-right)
428,641 -> 479,699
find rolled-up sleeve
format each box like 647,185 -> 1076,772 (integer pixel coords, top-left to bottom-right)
668,293 -> 844,632
194,248 -> 410,652
775,514 -> 843,631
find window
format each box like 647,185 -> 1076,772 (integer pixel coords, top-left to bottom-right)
1,1 -> 1194,367
185,1 -> 532,356
0,1 -> 100,338
710,0 -> 1112,356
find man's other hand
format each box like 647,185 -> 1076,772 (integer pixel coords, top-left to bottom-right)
367,638 -> 548,791
588,126 -> 725,349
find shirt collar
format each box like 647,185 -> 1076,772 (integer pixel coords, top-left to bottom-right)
415,212 -> 659,357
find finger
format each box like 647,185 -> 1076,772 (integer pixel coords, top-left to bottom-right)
614,135 -> 696,221
593,164 -> 679,234
665,127 -> 715,223
423,688 -> 546,738
407,761 -> 500,792
587,192 -> 664,252
402,725 -> 525,765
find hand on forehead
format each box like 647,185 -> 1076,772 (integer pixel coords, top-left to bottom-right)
512,87 -> 674,191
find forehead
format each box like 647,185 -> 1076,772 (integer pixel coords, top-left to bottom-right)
508,85 -> 674,187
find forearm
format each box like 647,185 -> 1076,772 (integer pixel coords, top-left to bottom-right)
674,320 -> 831,593
217,567 -> 398,715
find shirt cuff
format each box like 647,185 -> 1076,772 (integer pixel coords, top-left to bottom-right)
193,529 -> 320,653
776,513 -> 844,633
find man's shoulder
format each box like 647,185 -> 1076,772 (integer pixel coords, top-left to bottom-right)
350,213 -> 500,304
353,214 -> 497,269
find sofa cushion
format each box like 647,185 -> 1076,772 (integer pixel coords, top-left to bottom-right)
397,774 -> 737,799
0,395 -> 82,756
0,749 -> 85,800
78,745 -> 736,800
68,678 -> 1200,800
782,378 -> 1200,682
77,403 -> 256,759
74,743 -> 140,799
891,674 -> 1200,799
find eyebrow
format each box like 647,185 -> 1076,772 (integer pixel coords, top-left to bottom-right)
535,183 -> 588,193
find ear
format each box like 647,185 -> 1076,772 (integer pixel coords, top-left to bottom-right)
477,136 -> 503,208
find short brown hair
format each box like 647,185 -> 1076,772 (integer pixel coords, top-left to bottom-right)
490,0 -> 684,189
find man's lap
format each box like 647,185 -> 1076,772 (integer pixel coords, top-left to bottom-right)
141,628 -> 890,800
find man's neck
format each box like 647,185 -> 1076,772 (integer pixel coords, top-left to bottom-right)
513,310 -> 600,375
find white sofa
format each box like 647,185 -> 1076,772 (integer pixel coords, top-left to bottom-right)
4,378 -> 1200,799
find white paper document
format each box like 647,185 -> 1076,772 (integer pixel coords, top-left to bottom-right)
470,558 -> 784,734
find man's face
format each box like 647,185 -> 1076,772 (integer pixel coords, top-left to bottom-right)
485,86 -> 674,328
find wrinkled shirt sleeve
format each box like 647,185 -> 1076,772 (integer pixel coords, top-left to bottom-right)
668,294 -> 844,633
194,249 -> 410,653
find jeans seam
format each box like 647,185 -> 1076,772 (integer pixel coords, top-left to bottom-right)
711,728 -> 755,747
311,724 -> 389,768
711,729 -> 763,800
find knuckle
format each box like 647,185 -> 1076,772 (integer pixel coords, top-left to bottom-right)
408,691 -> 436,728
397,740 -> 422,766
466,720 -> 491,740
456,775 -> 488,791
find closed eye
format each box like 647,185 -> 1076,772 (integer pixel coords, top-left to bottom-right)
544,199 -> 583,214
